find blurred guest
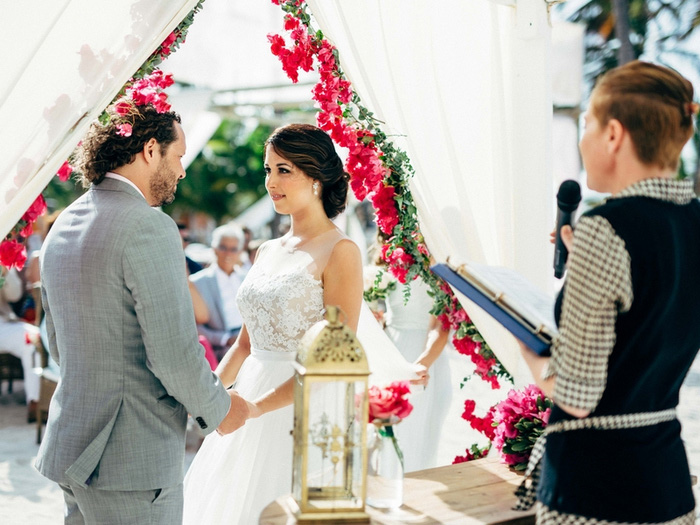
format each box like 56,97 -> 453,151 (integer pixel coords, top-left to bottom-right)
190,223 -> 246,361
178,222 -> 203,275
25,209 -> 63,376
0,266 -> 40,421
240,226 -> 253,271
368,245 -> 452,472
187,280 -> 217,369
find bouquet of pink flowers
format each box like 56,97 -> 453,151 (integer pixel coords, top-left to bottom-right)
493,384 -> 552,470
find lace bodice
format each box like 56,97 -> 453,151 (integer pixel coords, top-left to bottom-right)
237,266 -> 324,353
236,230 -> 346,353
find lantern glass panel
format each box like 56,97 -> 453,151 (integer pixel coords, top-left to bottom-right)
302,378 -> 366,511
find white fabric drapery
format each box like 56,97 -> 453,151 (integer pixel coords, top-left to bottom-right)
307,0 -> 555,383
0,0 -> 201,238
0,0 -> 560,384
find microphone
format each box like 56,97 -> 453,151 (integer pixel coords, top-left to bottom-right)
553,180 -> 581,279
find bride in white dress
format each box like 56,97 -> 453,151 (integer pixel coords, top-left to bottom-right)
183,124 -> 369,524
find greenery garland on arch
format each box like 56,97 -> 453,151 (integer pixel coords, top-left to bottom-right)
268,0 -> 513,459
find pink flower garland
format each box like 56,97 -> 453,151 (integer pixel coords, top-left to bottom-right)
268,0 -> 512,460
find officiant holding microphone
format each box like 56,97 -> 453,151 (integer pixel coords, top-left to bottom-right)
518,60 -> 700,524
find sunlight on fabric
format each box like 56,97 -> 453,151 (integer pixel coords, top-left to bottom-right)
0,0 -> 201,239
308,0 -> 554,382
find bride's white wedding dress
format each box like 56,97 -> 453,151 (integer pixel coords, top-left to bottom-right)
182,231 -> 334,524
183,229 -> 418,524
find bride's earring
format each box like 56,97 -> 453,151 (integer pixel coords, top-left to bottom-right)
313,182 -> 319,196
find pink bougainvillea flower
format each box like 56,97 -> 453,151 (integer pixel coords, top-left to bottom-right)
461,399 -> 496,441
453,335 -> 481,357
0,239 -> 27,270
453,445 -> 490,464
371,184 -> 400,235
116,123 -> 133,137
21,194 -> 47,224
20,223 -> 34,239
268,1 -> 503,393
267,33 -> 287,57
56,161 -> 73,182
283,14 -> 299,31
491,384 -> 552,468
113,101 -> 132,116
159,31 -> 178,56
148,70 -> 174,89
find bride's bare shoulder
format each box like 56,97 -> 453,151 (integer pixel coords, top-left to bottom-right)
326,237 -> 362,271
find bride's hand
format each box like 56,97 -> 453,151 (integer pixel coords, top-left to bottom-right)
410,364 -> 429,387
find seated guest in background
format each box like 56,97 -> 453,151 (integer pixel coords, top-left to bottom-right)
178,222 -> 203,276
240,226 -> 253,271
0,266 -> 40,421
190,223 -> 246,361
187,280 -> 217,369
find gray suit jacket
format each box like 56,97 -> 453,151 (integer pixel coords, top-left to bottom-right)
190,266 -> 242,349
35,178 -> 230,490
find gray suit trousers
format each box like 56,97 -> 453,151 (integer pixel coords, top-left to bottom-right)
60,482 -> 183,525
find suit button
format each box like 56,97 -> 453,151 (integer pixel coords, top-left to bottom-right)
196,416 -> 208,429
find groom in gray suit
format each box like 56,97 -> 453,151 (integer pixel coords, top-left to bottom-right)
36,103 -> 249,524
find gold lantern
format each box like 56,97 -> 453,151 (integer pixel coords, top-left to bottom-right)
287,305 -> 371,523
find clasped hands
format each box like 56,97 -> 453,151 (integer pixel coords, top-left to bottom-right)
216,390 -> 262,435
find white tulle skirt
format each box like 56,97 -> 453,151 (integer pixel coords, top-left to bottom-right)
182,348 -> 296,525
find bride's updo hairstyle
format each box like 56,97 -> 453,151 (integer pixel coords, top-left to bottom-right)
590,60 -> 697,172
265,123 -> 350,219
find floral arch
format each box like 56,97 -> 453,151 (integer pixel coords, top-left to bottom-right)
1,0 -> 559,459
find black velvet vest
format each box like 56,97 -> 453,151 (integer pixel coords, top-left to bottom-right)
539,194 -> 700,522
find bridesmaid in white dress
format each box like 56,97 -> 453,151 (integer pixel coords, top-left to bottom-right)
182,124 -> 364,524
383,277 -> 452,472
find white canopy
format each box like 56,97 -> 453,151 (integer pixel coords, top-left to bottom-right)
0,0 -> 202,238
0,0 -> 581,383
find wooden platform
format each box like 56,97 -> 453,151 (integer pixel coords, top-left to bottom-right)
260,455 -> 536,524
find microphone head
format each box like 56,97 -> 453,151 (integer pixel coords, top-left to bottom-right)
557,180 -> 582,211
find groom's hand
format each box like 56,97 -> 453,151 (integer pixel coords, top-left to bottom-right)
216,390 -> 250,435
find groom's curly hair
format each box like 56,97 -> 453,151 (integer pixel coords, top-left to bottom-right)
75,103 -> 181,188
265,123 -> 349,219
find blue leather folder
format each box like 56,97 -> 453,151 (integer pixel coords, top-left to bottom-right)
431,262 -> 555,357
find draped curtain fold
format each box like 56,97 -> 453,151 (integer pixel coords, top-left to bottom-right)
0,0 -> 201,238
308,0 -> 554,383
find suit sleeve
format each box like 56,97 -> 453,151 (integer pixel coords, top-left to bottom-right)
123,212 -> 230,434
